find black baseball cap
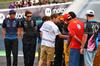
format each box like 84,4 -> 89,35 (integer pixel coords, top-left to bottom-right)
9,10 -> 16,14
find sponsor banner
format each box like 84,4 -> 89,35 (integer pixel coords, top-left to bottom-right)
0,3 -> 71,24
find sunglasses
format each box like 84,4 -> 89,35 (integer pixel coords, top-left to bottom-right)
27,16 -> 31,18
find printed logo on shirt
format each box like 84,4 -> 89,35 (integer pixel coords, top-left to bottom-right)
13,21 -> 16,27
7,20 -> 10,27
77,24 -> 81,29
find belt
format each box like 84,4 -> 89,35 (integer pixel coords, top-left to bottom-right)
42,38 -> 55,43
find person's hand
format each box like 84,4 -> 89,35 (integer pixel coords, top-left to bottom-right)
80,48 -> 84,55
66,47 -> 68,53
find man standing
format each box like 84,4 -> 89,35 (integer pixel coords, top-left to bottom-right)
2,10 -> 20,66
80,10 -> 100,66
38,14 -> 69,66
63,13 -> 84,66
20,10 -> 37,66
35,16 -> 50,66
54,15 -> 68,66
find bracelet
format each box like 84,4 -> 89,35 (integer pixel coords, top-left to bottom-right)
81,46 -> 83,49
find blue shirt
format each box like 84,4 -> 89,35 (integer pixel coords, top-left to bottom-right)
2,18 -> 19,39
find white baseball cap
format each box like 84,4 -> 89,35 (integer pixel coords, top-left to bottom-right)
86,10 -> 94,15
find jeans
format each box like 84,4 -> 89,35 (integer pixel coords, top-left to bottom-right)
84,50 -> 97,66
69,48 -> 84,66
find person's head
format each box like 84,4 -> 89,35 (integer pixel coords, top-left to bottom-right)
16,2 -> 18,5
53,0 -> 56,2
68,11 -> 76,19
43,0 -> 45,2
42,16 -> 50,22
38,0 -> 41,2
50,13 -> 59,23
9,10 -> 16,19
25,10 -> 32,20
59,15 -> 64,23
63,0 -> 66,2
63,13 -> 72,23
14,2 -> 15,4
57,0 -> 60,3
10,2 -> 13,6
26,1 -> 28,4
86,10 -> 94,21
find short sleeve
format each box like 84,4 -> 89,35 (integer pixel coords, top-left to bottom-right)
53,25 -> 61,35
40,23 -> 46,32
68,25 -> 75,36
84,22 -> 88,35
2,19 -> 6,28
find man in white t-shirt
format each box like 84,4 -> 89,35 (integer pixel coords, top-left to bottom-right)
38,14 -> 69,66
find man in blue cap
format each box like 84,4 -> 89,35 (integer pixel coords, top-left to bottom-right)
2,10 -> 20,66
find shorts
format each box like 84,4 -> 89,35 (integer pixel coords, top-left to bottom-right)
40,45 -> 55,61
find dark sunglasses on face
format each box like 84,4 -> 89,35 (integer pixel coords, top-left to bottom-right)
27,16 -> 31,18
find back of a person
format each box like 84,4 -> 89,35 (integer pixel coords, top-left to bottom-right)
68,19 -> 84,49
41,21 -> 58,47
84,21 -> 100,50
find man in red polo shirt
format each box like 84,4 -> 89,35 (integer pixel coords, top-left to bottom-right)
63,13 -> 84,66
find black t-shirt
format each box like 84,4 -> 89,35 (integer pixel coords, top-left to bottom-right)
55,22 -> 68,42
20,19 -> 36,38
18,5 -> 23,8
84,20 -> 100,49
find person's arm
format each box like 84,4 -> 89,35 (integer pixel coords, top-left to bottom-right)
17,28 -> 20,39
73,35 -> 82,44
80,34 -> 88,54
40,31 -> 42,39
66,34 -> 72,48
34,26 -> 37,31
58,34 -> 69,39
68,25 -> 82,44
20,28 -> 23,39
2,28 -> 5,39
66,34 -> 72,53
34,19 -> 37,31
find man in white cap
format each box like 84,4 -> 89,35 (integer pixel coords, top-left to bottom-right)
80,10 -> 100,66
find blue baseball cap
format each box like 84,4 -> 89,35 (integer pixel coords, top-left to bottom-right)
9,10 -> 16,14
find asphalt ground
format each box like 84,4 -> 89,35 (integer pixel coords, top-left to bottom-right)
0,56 -> 38,66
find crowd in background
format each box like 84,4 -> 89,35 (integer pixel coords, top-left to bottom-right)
9,0 -> 67,9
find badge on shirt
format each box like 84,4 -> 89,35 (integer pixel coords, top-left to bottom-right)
31,20 -> 34,27
13,21 -> 16,27
7,20 -> 10,27
77,24 -> 81,29
24,21 -> 27,28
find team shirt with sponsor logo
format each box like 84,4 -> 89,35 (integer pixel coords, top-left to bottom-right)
84,20 -> 100,51
68,18 -> 84,49
40,21 -> 61,47
2,18 -> 19,39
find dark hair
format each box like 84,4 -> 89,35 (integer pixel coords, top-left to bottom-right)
50,13 -> 58,19
68,11 -> 76,19
87,14 -> 94,17
25,10 -> 32,16
42,16 -> 50,22
67,18 -> 72,21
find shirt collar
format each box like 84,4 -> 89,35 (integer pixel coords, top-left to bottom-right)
88,20 -> 96,22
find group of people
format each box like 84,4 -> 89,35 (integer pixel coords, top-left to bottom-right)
2,9 -> 100,66
9,0 -> 67,9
